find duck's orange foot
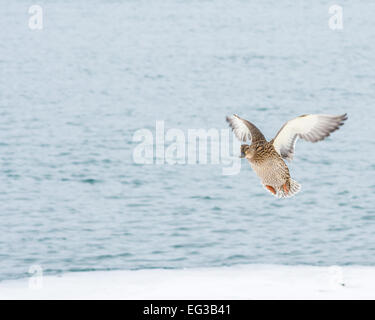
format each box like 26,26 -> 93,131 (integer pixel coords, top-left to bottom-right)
266,185 -> 276,195
283,183 -> 289,195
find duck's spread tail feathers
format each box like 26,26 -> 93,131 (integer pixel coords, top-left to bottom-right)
278,178 -> 301,198
282,178 -> 301,198
264,179 -> 301,199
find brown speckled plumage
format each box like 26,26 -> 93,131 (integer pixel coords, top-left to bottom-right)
239,142 -> 296,198
227,113 -> 347,198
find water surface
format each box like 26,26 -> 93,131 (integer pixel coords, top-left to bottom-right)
0,0 -> 374,281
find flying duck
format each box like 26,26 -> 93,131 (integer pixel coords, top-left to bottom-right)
226,113 -> 347,198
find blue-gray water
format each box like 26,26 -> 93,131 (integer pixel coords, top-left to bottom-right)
1,0 -> 375,282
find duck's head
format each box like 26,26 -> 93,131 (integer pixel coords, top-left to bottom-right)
240,144 -> 255,159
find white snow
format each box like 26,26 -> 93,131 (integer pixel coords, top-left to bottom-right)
1,265 -> 375,300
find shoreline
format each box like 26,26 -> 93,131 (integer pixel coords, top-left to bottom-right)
1,264 -> 375,299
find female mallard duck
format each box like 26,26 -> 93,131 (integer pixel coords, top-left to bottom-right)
226,113 -> 347,198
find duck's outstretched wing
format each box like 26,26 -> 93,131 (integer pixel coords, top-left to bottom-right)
272,113 -> 347,162
226,114 -> 266,144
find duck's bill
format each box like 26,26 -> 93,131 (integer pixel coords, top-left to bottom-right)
239,152 -> 245,158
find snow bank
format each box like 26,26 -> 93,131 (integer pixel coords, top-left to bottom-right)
1,265 -> 374,299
